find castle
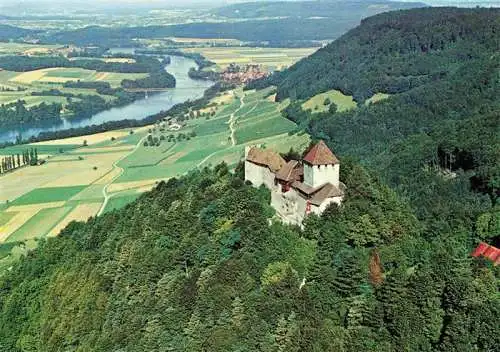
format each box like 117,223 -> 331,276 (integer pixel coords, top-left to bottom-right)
245,141 -> 346,226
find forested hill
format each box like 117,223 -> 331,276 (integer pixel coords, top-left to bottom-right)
1,162 -> 497,351
270,8 -> 498,214
273,7 -> 500,101
212,0 -> 425,19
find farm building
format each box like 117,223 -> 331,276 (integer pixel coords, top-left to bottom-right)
245,140 -> 346,226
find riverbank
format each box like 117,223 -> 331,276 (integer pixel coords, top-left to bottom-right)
0,56 -> 214,146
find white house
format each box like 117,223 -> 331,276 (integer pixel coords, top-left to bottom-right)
245,141 -> 345,226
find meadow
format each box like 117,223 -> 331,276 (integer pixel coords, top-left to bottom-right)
302,89 -> 357,113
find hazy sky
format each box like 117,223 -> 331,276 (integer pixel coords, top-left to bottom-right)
0,0 -> 498,13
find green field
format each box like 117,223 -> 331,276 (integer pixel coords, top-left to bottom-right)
116,88 -> 306,183
10,185 -> 86,206
302,89 -> 357,113
119,141 -> 176,168
6,206 -> 73,243
45,68 -> 95,79
104,193 -> 141,214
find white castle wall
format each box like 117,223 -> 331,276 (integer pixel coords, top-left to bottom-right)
245,160 -> 276,190
304,163 -> 339,188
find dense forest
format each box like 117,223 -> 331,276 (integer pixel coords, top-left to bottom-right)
271,7 -> 500,101
0,7 -> 498,351
0,55 -> 171,75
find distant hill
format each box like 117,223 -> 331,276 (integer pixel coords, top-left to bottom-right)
43,18 -> 379,47
44,1 -> 426,47
0,24 -> 37,41
213,0 -> 426,19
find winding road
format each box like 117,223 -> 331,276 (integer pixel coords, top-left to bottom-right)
97,135 -> 147,216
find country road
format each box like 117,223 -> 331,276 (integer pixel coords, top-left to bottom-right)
97,135 -> 147,216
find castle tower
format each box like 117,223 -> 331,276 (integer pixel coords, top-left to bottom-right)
303,140 -> 340,188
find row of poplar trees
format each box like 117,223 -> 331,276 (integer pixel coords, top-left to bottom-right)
0,148 -> 38,174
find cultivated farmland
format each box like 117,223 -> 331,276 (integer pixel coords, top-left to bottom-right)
0,65 -> 147,112
0,86 -> 310,272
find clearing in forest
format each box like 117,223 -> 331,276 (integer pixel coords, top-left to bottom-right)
302,89 -> 357,113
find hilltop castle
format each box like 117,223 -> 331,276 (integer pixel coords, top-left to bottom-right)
245,141 -> 346,226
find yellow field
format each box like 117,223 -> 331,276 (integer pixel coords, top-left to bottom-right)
0,151 -> 128,203
5,202 -> 67,213
41,152 -> 127,187
0,42 -> 62,55
33,130 -> 130,146
47,203 -> 102,237
95,72 -> 110,81
9,68 -> 60,84
94,168 -> 124,186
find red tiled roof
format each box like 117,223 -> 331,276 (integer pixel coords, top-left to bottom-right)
472,242 -> 489,257
246,147 -> 285,173
471,242 -> 500,265
303,140 -> 339,165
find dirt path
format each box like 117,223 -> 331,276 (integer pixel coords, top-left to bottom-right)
196,93 -> 248,169
97,135 -> 147,216
229,94 -> 246,146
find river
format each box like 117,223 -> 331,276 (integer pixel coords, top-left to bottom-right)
0,56 -> 213,143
